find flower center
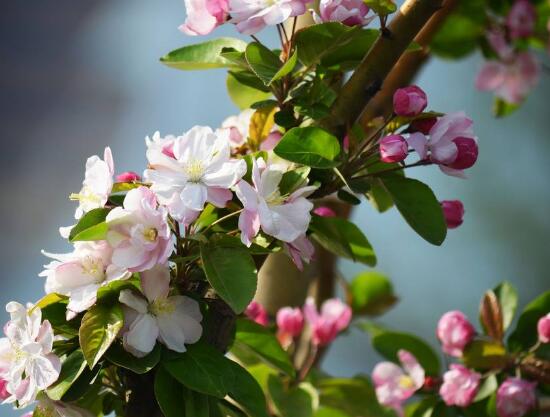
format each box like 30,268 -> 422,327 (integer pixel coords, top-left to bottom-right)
265,189 -> 286,206
69,186 -> 102,205
81,256 -> 106,284
149,298 -> 175,316
185,160 -> 205,183
399,375 -> 415,390
143,227 -> 158,242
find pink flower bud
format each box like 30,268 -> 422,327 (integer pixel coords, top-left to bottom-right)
496,378 -> 537,417
441,200 -> 465,230
447,137 -> 478,170
313,206 -> 336,217
380,135 -> 408,163
245,301 -> 269,327
343,135 -> 350,153
436,310 -> 475,356
393,85 -> 428,117
507,0 -> 536,40
440,364 -> 481,407
276,307 -> 304,338
304,297 -> 352,346
0,378 -> 10,401
409,117 -> 437,135
317,0 -> 372,27
538,313 -> 550,343
115,171 -> 141,183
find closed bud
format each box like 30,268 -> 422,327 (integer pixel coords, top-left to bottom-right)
409,117 -> 437,135
441,200 -> 465,229
437,310 -> 475,356
276,307 -> 304,338
538,313 -> 550,343
115,171 -> 141,183
393,85 -> 428,117
379,134 -> 408,163
313,206 -> 336,217
245,301 -> 269,326
496,378 -> 537,417
447,137 -> 478,170
507,0 -> 536,40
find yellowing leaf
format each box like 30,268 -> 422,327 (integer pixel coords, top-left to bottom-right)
248,107 -> 277,151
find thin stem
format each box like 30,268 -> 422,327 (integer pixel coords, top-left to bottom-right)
297,344 -> 318,383
202,209 -> 243,233
290,17 -> 298,42
250,34 -> 261,44
351,159 -> 430,180
280,23 -> 290,45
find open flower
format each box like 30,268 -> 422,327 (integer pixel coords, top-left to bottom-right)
40,241 -> 131,319
144,126 -> 246,224
71,147 -> 114,219
496,377 -> 537,417
440,364 -> 481,407
303,297 -> 351,346
0,302 -> 61,408
180,0 -> 229,36
106,187 -> 173,272
314,0 -> 372,26
119,265 -> 203,357
373,350 -> 425,414
235,157 -> 315,246
283,234 -> 315,271
229,0 -> 308,34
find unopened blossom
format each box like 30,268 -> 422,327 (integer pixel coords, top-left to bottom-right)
314,0 -> 372,26
507,0 -> 536,40
235,157 -> 315,246
380,135 -> 408,163
409,117 -> 437,135
440,364 -> 481,407
496,377 -> 537,417
116,171 -> 141,183
0,378 -> 9,401
180,0 -> 229,35
106,187 -> 173,272
373,350 -> 425,413
437,310 -> 475,356
40,241 -> 130,319
277,307 -> 304,337
0,302 -> 61,408
441,200 -> 465,229
393,85 -> 428,117
119,265 -> 202,357
144,126 -> 246,223
303,297 -> 351,346
71,147 -> 114,219
538,313 -> 550,343
476,51 -> 540,105
284,234 -> 315,271
313,206 -> 336,217
229,0 -> 308,34
245,301 -> 269,326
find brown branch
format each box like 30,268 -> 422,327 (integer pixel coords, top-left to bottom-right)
321,0 -> 444,136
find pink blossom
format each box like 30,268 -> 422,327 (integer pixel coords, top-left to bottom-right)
446,137 -> 478,170
245,301 -> 269,326
507,0 -> 536,40
180,0 -> 229,35
393,85 -> 428,117
379,134 -> 408,163
314,0 -> 372,26
229,0 -> 308,34
303,297 -> 351,346
106,187 -> 173,272
220,109 -> 254,149
496,377 -> 537,417
476,51 -> 540,105
116,171 -> 141,183
538,313 -> 550,343
373,350 -> 425,414
343,135 -> 350,152
260,131 -> 283,151
313,206 -> 336,217
0,378 -> 9,401
276,307 -> 304,337
436,310 -> 475,356
235,157 -> 315,246
409,117 -> 437,135
283,234 -> 315,271
440,365 -> 481,407
440,200 -> 465,229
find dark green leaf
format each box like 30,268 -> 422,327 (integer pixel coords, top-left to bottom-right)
245,42 -> 284,86
161,38 -> 247,70
106,342 -> 160,374
274,127 -> 340,168
79,304 -> 124,369
309,216 -> 376,265
279,166 -> 311,195
46,349 -> 87,400
349,271 -> 397,316
183,387 -> 210,417
41,300 -> 79,337
155,366 -> 184,417
271,49 -> 298,82
337,189 -> 361,205
508,291 -> 550,352
69,208 -> 109,242
228,361 -> 269,417
381,175 -> 447,245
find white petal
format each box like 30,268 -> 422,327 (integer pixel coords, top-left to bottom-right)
123,314 -> 159,358
119,290 -> 148,314
140,265 -> 170,302
180,183 -> 208,211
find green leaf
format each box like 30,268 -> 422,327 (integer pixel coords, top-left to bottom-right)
364,0 -> 397,15
79,304 -> 124,369
381,175 -> 447,246
96,278 -> 140,304
163,342 -> 235,398
274,127 -> 340,168
493,282 -> 518,332
111,182 -> 142,193
200,241 -> 258,314
315,407 -> 352,417
309,216 -> 376,265
371,331 -> 440,375
508,291 -> 550,352
155,366 -> 184,417
46,349 -> 87,400
271,49 -> 298,82
462,340 -> 508,370
493,98 -> 520,118
227,72 -> 272,110
183,387 -> 210,417
367,182 -> 394,212
41,300 -> 79,337
227,361 -> 270,417
431,14 -> 483,59
474,375 -> 498,402
69,208 -> 109,242
268,376 -> 318,417
349,271 -> 397,316
337,189 -> 361,205
106,342 -> 160,374
34,293 -> 68,311
234,319 -> 295,377
161,38 -> 247,70
245,42 -> 284,86
279,166 -> 311,195
61,362 -> 102,402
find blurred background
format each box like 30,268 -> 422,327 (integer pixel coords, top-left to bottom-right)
1,1 -> 549,415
